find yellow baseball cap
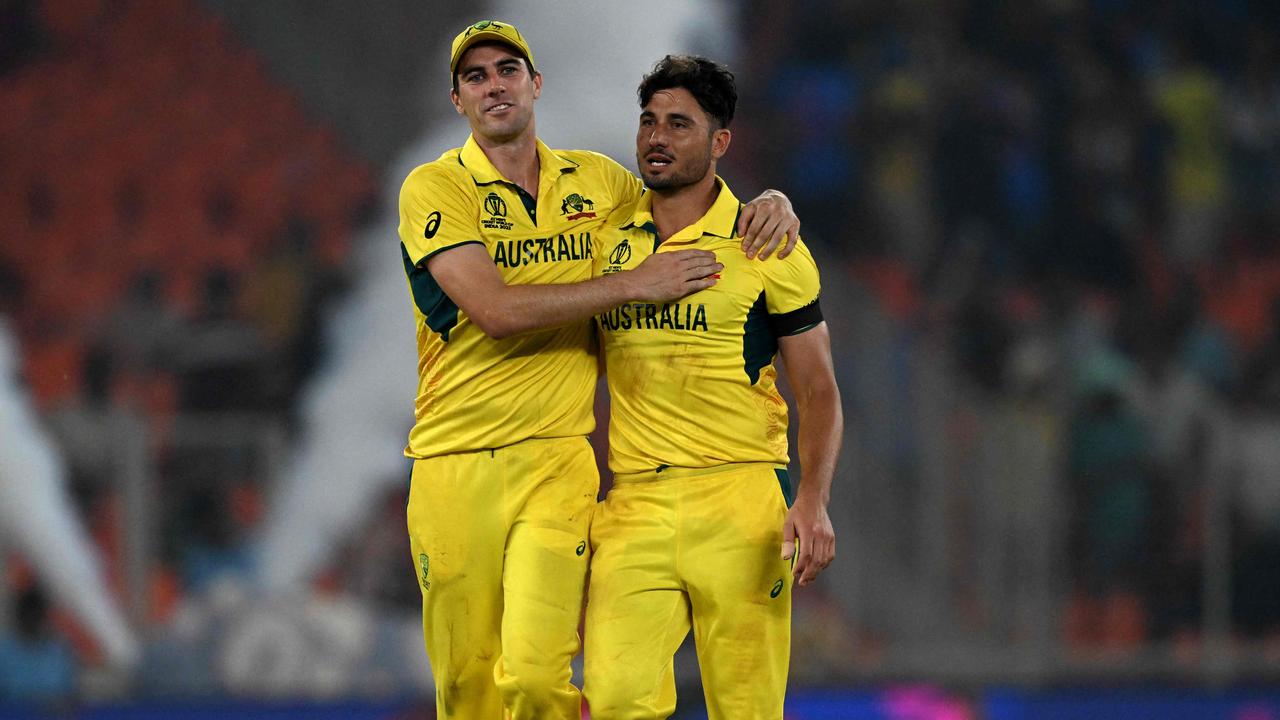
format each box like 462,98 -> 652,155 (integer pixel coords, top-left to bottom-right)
449,20 -> 535,78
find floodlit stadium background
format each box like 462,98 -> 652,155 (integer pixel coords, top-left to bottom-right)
2,0 -> 1280,718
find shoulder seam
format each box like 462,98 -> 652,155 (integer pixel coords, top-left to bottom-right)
420,239 -> 484,265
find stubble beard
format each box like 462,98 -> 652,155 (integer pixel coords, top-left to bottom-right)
476,110 -> 531,145
642,151 -> 712,193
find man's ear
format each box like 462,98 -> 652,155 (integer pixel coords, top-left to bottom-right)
712,128 -> 732,159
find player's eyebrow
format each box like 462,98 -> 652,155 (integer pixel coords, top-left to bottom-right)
460,56 -> 523,78
639,109 -> 696,124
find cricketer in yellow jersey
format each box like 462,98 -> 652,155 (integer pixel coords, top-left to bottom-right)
584,56 -> 843,720
399,21 -> 804,720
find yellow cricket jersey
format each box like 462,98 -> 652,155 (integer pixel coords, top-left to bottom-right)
398,135 -> 642,458
594,179 -> 823,475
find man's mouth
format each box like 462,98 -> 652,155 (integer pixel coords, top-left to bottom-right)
646,153 -> 673,168
487,102 -> 514,113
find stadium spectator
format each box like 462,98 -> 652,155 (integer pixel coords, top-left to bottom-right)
99,271 -> 181,379
0,585 -> 76,705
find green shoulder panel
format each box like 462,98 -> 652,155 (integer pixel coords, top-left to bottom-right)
742,291 -> 778,384
400,242 -> 462,341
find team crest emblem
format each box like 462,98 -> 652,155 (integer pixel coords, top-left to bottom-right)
419,553 -> 431,590
561,193 -> 597,221
465,20 -> 507,36
482,192 -> 514,231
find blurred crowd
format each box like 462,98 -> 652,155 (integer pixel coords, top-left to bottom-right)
3,0 -> 1280,708
727,0 -> 1280,655
0,0 -> 378,704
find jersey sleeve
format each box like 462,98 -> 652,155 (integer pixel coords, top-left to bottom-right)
591,153 -> 644,224
761,238 -> 823,336
398,165 -> 480,266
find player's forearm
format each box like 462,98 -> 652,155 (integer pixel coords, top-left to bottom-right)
472,249 -> 720,339
794,379 -> 843,506
473,273 -> 637,339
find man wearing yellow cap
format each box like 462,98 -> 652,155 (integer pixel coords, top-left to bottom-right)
398,20 -> 801,720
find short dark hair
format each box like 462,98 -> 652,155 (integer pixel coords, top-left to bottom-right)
638,55 -> 737,129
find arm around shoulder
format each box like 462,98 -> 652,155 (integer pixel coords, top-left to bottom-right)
424,244 -> 726,340
401,160 -> 724,340
424,244 -> 629,340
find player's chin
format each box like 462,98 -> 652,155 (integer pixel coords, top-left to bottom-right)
478,115 -> 527,141
643,170 -> 677,190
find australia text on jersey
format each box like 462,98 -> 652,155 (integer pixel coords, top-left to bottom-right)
492,233 -> 593,269
598,302 -> 709,332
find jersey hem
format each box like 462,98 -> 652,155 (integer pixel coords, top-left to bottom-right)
404,433 -> 592,461
611,461 -> 786,484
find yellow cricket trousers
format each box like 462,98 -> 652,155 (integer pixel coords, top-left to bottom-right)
407,436 -> 598,719
584,463 -> 794,720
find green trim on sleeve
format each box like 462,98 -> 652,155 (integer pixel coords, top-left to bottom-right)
401,241 -> 474,341
742,291 -> 779,385
417,239 -> 485,265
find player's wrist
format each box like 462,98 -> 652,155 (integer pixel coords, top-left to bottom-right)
613,267 -> 646,302
794,485 -> 831,508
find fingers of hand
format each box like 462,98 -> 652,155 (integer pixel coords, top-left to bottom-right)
794,526 -> 834,586
777,222 -> 801,259
651,250 -> 712,270
781,518 -> 797,559
737,205 -> 757,249
792,541 -> 810,584
670,249 -> 716,261
680,261 -> 722,281
803,549 -> 827,585
754,216 -> 787,260
742,207 -> 773,258
667,250 -> 719,278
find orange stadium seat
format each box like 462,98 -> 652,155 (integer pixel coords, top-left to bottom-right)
38,0 -> 105,42
22,337 -> 82,407
2,0 -> 374,407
